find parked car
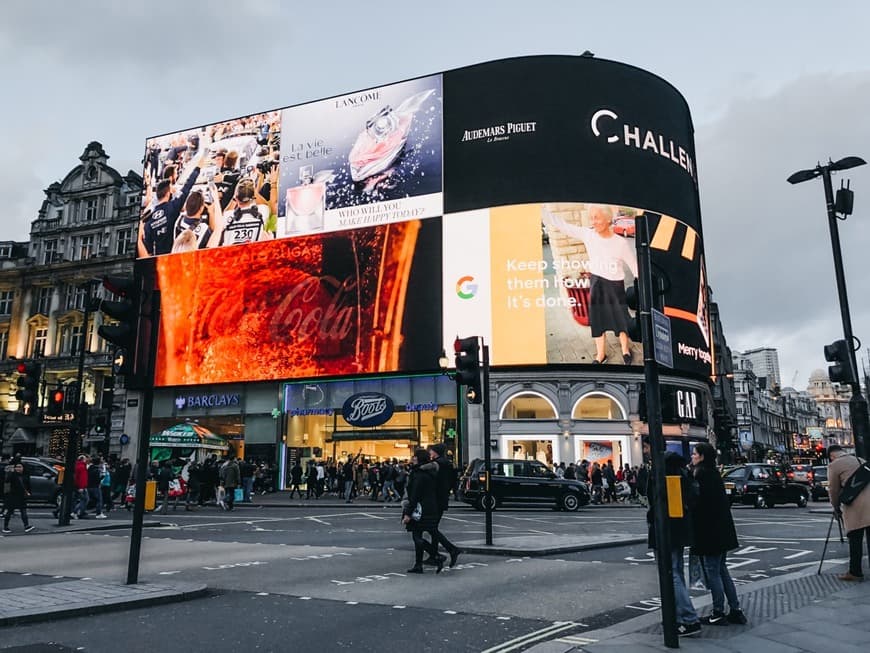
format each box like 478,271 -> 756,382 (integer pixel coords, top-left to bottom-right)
811,465 -> 829,502
458,458 -> 591,511
722,463 -> 810,508
20,457 -> 63,506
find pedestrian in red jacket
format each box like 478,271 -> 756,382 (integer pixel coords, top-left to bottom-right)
73,455 -> 89,518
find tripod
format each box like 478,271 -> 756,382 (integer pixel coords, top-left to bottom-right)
817,509 -> 845,575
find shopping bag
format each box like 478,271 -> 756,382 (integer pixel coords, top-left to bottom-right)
234,487 -> 244,503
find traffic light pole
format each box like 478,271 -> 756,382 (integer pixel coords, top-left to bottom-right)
637,213 -> 678,648
127,289 -> 159,585
481,342 -> 493,546
58,284 -> 95,527
822,169 -> 869,460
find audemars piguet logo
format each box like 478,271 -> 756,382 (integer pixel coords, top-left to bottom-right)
461,121 -> 537,143
590,108 -> 696,182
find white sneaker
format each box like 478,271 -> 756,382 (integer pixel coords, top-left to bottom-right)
95,514 -> 107,519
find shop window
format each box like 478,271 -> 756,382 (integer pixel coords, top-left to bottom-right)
572,393 -> 626,420
500,392 -> 557,420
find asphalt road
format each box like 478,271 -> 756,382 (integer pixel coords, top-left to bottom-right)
0,502 -> 848,652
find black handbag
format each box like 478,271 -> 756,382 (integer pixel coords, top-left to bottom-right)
839,459 -> 870,505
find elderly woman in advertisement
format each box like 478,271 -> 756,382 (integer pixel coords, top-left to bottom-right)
543,205 -> 638,364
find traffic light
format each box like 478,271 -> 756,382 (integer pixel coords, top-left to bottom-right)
823,339 -> 856,385
47,386 -> 66,417
454,336 -> 482,404
97,276 -> 139,377
15,361 -> 41,412
625,280 -> 641,342
93,414 -> 108,435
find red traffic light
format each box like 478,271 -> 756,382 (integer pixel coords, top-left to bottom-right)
52,389 -> 65,404
16,362 -> 26,374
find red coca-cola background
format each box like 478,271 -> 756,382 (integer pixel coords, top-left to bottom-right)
154,220 -> 442,386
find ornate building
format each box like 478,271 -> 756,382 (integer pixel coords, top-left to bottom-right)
0,142 -> 140,456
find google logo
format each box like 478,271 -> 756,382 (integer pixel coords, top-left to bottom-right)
456,276 -> 478,299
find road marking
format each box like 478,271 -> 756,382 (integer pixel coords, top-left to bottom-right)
256,592 -> 269,596
481,622 -> 579,653
392,605 -> 406,609
158,571 -> 181,575
358,513 -> 388,520
444,610 -> 457,614
772,558 -> 848,571
306,517 -> 332,526
783,549 -> 813,559
299,596 -> 312,600
346,601 -> 358,605
557,635 -> 598,645
733,546 -> 777,555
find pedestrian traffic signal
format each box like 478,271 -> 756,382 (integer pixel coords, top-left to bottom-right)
47,387 -> 66,417
15,361 -> 41,412
454,336 -> 482,404
97,276 -> 139,377
823,339 -> 856,385
625,280 -> 641,341
93,414 -> 108,435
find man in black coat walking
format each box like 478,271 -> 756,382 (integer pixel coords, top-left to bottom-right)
421,443 -> 461,568
2,462 -> 35,534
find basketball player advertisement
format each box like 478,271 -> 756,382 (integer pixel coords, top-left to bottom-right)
139,110 -> 282,258
277,75 -> 443,238
153,218 -> 442,386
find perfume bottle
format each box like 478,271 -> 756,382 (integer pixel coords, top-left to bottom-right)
348,89 -> 435,182
285,165 -> 334,234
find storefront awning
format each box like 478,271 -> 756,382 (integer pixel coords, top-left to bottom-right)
150,423 -> 229,451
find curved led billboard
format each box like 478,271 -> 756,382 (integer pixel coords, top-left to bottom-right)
139,55 -> 711,386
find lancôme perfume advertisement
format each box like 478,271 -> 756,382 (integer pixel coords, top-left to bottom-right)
278,74 -> 443,238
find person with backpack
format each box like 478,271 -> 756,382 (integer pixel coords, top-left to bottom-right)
647,450 -> 701,637
828,444 -> 870,581
690,442 -> 746,625
288,460 -> 304,499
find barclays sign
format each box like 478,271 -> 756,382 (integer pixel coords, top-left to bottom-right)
342,392 -> 394,428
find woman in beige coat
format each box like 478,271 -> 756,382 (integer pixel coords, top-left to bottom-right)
827,444 -> 870,580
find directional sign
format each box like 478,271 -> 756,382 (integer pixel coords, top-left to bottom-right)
651,308 -> 673,368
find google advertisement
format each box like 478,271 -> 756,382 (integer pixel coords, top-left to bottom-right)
442,202 -> 712,377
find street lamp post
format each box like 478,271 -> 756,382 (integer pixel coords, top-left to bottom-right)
788,156 -> 869,461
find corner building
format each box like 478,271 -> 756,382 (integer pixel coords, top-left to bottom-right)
136,55 -> 716,481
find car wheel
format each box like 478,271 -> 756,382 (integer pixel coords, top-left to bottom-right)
560,492 -> 581,512
755,494 -> 769,509
796,493 -> 808,508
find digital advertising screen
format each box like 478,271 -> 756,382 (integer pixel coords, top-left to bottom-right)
140,55 -> 712,386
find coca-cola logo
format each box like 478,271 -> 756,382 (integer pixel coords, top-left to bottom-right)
342,392 -> 395,428
268,275 -> 357,345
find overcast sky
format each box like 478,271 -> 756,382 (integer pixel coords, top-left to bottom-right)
2,0 -> 868,388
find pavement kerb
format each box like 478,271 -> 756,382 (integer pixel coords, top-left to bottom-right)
524,563 -> 842,653
459,535 -> 647,557
0,581 -> 208,627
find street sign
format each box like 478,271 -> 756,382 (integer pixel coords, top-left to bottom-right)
651,308 -> 673,368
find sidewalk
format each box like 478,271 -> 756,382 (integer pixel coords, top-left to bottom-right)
0,573 -> 207,626
526,564 -> 869,653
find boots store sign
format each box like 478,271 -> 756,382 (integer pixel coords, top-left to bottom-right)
342,392 -> 395,428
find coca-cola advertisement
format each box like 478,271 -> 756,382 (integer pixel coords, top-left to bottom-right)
154,219 -> 442,386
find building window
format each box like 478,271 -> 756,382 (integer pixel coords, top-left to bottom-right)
0,245 -> 12,258
65,285 -> 87,310
59,324 -> 85,355
35,287 -> 52,315
31,326 -> 47,357
100,196 -> 108,219
43,239 -> 59,264
0,290 -> 13,315
0,330 -> 7,359
116,228 -> 134,256
499,392 -> 558,419
572,392 -> 627,420
78,234 -> 95,260
85,199 -> 97,221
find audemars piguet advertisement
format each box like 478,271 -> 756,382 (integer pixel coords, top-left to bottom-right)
277,75 -> 443,237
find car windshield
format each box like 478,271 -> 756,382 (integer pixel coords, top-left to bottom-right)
813,467 -> 827,480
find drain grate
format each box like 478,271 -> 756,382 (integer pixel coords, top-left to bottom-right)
639,574 -> 851,640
